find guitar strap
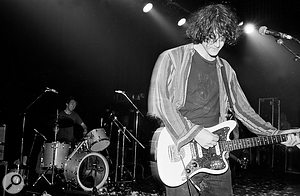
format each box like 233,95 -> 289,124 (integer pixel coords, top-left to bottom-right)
219,58 -> 239,138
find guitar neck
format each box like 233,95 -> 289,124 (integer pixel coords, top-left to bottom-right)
220,133 -> 289,151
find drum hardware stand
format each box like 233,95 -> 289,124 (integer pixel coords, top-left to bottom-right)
91,162 -> 99,196
33,109 -> 60,187
24,129 -> 47,185
32,142 -> 58,187
114,90 -> 145,182
66,139 -> 86,161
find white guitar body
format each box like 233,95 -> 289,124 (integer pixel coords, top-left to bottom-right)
154,120 -> 237,187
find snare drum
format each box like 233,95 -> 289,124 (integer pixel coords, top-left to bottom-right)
42,142 -> 70,169
86,128 -> 110,151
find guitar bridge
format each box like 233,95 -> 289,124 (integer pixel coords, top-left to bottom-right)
210,160 -> 224,170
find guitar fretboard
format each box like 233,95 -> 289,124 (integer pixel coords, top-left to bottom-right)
219,134 -> 288,151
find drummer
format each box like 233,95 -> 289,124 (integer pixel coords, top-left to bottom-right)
34,96 -> 88,174
57,96 -> 88,148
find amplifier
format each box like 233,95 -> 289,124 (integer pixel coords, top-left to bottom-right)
0,125 -> 6,161
0,161 -> 8,196
285,146 -> 300,174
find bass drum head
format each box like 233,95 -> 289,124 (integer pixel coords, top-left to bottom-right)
64,152 -> 109,192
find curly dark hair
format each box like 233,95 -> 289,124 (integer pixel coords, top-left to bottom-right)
186,4 -> 239,45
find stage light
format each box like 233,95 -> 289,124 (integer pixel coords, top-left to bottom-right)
244,23 -> 255,34
177,18 -> 186,26
143,3 -> 153,13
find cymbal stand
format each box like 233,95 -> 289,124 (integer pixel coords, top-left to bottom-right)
52,112 -> 59,184
33,110 -> 59,187
114,91 -> 145,181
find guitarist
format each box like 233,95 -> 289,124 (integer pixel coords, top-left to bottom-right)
148,3 -> 300,196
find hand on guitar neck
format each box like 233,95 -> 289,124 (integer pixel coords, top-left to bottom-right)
280,129 -> 300,148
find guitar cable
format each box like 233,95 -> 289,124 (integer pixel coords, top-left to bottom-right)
180,154 -> 202,196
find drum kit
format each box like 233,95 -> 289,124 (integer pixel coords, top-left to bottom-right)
33,127 -> 111,193
2,88 -> 147,195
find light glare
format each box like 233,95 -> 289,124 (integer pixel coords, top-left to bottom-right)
244,23 -> 255,34
238,21 -> 244,26
143,3 -> 153,13
177,18 -> 186,26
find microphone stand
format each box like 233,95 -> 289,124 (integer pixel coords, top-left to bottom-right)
21,91 -> 47,172
31,89 -> 58,187
276,38 -> 300,62
111,115 -> 131,183
111,114 -> 146,184
113,91 -> 145,182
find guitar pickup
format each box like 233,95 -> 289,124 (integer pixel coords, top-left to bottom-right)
168,145 -> 185,162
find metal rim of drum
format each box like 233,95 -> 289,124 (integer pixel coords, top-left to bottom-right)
88,128 -> 110,152
76,152 -> 109,191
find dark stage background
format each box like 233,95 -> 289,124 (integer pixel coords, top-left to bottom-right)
0,0 -> 300,183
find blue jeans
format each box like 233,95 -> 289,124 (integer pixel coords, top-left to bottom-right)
165,168 -> 233,196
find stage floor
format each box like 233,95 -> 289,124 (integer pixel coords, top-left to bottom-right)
233,168 -> 300,196
5,168 -> 300,196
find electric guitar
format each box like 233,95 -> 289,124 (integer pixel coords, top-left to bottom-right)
151,120 -> 300,187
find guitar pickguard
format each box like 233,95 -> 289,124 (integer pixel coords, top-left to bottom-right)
184,126 -> 230,176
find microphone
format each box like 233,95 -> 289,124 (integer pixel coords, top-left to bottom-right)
258,26 -> 292,40
115,90 -> 125,94
45,87 -> 58,94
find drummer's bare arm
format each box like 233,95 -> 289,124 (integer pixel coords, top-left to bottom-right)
81,122 -> 88,135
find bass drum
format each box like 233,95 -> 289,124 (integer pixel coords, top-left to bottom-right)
64,152 -> 109,192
